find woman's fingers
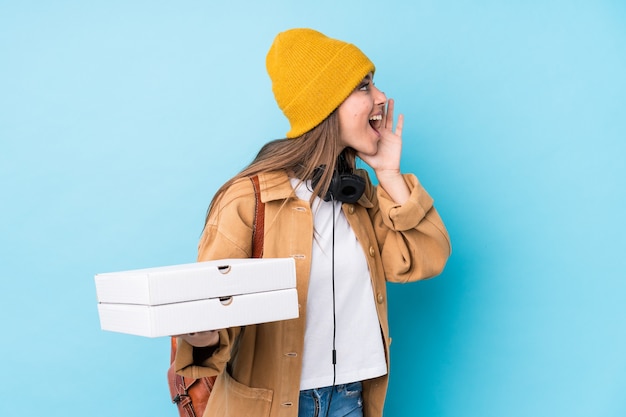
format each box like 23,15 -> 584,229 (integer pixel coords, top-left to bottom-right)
395,113 -> 404,138
385,99 -> 395,130
176,330 -> 220,347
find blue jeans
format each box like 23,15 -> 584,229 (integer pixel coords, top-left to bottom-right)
298,382 -> 363,417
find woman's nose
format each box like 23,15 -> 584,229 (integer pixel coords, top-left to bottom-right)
373,85 -> 387,105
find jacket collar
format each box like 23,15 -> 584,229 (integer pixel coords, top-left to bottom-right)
256,170 -> 374,208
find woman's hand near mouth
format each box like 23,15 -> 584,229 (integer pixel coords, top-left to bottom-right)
358,98 -> 410,204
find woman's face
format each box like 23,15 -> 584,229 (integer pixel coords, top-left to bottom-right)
337,73 -> 387,155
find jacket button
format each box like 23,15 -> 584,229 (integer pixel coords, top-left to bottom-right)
377,293 -> 384,304
369,246 -> 375,257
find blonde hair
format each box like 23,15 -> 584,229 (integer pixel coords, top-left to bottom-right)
204,110 -> 357,226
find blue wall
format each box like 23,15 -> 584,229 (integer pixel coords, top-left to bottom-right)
1,1 -> 624,416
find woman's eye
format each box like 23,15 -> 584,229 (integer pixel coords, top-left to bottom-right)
358,82 -> 370,91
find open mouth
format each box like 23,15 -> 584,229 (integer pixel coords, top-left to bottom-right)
369,114 -> 383,132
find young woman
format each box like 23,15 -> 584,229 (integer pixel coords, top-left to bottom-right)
174,28 -> 451,417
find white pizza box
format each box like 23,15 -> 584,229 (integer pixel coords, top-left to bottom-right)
97,288 -> 299,337
95,258 -> 296,305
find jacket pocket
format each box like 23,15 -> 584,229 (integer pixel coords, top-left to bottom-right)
207,369 -> 273,417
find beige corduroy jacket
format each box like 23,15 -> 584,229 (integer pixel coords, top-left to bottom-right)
175,169 -> 451,417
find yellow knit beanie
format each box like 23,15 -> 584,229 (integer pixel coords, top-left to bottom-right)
266,28 -> 375,138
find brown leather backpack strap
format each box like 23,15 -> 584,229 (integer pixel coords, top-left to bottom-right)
250,175 -> 265,259
170,335 -> 177,362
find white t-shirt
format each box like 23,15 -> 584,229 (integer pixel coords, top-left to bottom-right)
291,178 -> 388,391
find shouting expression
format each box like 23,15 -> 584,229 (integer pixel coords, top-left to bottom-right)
337,73 -> 387,156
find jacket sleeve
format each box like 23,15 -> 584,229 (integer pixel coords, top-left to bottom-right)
367,172 -> 451,283
174,178 -> 256,378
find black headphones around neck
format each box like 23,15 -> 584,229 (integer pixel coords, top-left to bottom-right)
311,155 -> 366,203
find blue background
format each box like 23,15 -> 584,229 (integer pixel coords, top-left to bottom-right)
1,1 -> 625,416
